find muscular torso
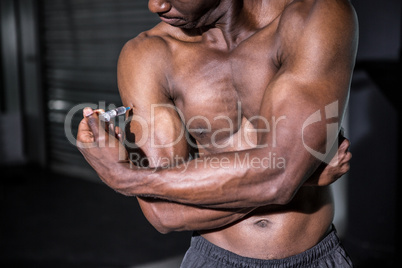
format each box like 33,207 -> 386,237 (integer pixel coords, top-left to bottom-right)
144,9 -> 335,259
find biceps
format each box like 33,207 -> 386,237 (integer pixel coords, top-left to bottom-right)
124,105 -> 191,167
258,74 -> 345,153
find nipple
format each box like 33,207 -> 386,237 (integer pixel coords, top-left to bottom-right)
254,219 -> 270,228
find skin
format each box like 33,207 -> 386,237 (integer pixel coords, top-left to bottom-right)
77,0 -> 357,260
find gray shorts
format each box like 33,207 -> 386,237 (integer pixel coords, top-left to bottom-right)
180,226 -> 353,268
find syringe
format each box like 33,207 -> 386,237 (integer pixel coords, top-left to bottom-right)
99,106 -> 130,122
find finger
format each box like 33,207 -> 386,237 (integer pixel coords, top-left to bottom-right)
340,162 -> 350,175
343,151 -> 352,163
87,112 -> 101,141
339,137 -> 350,152
83,107 -> 108,137
83,107 -> 103,137
109,123 -> 115,134
76,118 -> 95,143
76,118 -> 99,150
114,126 -> 123,142
108,122 -> 119,137
77,114 -> 92,134
83,107 -> 94,117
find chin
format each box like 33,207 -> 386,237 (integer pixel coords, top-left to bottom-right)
169,19 -> 198,29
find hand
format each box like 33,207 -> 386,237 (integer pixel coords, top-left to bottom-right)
304,132 -> 352,186
76,107 -> 128,185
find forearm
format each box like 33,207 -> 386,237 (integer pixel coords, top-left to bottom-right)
110,146 -> 309,208
137,197 -> 255,234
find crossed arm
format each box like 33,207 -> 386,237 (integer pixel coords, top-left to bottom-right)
77,2 -> 357,233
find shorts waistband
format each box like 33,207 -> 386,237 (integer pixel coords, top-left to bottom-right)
190,226 -> 341,268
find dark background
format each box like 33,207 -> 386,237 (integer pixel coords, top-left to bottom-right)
0,0 -> 401,267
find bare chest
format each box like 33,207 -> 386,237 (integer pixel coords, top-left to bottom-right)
168,33 -> 279,150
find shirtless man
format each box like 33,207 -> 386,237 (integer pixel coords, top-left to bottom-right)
77,0 -> 358,266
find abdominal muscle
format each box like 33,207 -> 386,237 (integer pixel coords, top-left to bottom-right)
200,186 -> 334,260
197,117 -> 335,260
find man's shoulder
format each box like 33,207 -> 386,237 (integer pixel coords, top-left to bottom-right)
282,0 -> 356,17
279,0 -> 357,34
121,24 -> 171,60
117,24 -> 173,101
117,24 -> 173,88
275,0 -> 358,57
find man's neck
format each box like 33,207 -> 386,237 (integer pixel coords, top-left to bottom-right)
203,0 -> 257,50
187,0 -> 292,50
